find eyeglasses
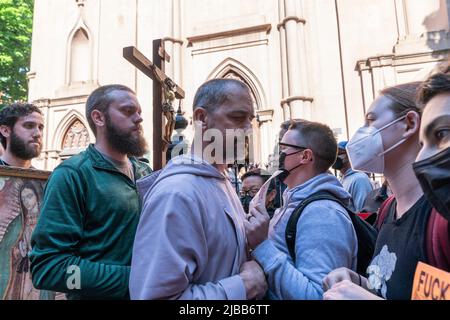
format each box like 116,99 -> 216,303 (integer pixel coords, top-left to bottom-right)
279,142 -> 308,152
239,188 -> 260,197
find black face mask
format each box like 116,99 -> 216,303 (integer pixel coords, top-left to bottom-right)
332,156 -> 344,171
278,149 -> 304,182
413,147 -> 450,221
240,195 -> 252,214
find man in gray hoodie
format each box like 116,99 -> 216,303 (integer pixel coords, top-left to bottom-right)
245,120 -> 358,300
129,79 -> 267,300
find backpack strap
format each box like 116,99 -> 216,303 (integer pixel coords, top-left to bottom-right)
374,195 -> 395,231
426,208 -> 450,271
285,191 -> 350,262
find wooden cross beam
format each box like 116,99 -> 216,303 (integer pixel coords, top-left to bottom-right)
123,46 -> 185,99
123,41 -> 185,170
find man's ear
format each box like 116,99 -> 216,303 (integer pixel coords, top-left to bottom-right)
91,110 -> 106,129
193,107 -> 208,128
302,149 -> 314,164
0,125 -> 11,139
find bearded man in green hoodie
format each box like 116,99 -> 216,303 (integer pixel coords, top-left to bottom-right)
29,84 -> 152,300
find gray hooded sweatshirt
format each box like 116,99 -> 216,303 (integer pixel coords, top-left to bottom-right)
251,172 -> 358,300
129,154 -> 248,300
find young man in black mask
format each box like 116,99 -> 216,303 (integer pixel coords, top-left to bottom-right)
244,120 -> 358,300
414,72 -> 450,223
240,169 -> 277,218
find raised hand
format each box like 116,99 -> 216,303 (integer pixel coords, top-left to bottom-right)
243,204 -> 270,250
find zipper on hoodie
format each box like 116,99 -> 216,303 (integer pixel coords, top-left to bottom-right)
93,165 -> 144,219
94,165 -> 137,188
90,145 -> 140,189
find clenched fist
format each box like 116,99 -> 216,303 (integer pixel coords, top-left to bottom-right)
239,260 -> 268,300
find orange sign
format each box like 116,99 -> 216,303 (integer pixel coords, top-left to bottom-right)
411,262 -> 450,300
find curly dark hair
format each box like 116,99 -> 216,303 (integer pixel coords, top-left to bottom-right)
417,72 -> 450,107
0,103 -> 43,148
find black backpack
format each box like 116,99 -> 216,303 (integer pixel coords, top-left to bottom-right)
285,191 -> 378,275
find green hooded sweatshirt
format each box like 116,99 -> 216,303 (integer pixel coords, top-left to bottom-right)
29,144 -> 152,299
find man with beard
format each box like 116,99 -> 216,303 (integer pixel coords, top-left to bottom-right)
130,79 -> 267,300
29,84 -> 152,300
0,103 -> 44,168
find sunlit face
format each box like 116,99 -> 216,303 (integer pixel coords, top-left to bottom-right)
210,87 -> 254,130
21,187 -> 37,211
280,130 -> 305,169
201,85 -> 255,163
103,90 -> 148,156
364,95 -> 405,151
105,90 -> 143,137
1,112 -> 44,160
279,129 -> 310,187
416,92 -> 450,162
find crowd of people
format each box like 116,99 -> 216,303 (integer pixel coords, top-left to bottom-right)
0,70 -> 449,300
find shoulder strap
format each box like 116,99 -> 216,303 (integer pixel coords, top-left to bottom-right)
426,208 -> 450,271
374,195 -> 395,231
285,191 -> 350,262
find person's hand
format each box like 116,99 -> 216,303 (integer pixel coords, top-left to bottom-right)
323,280 -> 383,300
243,205 -> 270,250
322,267 -> 361,291
239,260 -> 268,300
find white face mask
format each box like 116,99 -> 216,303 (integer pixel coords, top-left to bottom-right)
346,115 -> 407,174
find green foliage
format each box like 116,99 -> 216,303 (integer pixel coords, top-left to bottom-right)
0,0 -> 34,109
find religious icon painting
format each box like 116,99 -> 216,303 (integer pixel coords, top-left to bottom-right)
0,166 -> 60,300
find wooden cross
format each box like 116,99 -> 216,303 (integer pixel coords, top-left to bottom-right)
123,40 -> 185,170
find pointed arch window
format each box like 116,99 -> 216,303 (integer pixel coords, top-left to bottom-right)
59,119 -> 90,159
223,71 -> 258,110
208,58 -> 266,111
70,28 -> 90,84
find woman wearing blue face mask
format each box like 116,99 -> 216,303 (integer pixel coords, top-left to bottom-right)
322,81 -> 436,300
